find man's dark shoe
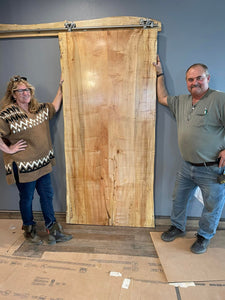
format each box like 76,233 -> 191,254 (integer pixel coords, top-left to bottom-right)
161,225 -> 185,242
191,234 -> 210,254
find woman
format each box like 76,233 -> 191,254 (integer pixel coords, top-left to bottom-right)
0,75 -> 72,245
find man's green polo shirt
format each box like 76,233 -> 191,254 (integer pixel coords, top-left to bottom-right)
167,89 -> 225,163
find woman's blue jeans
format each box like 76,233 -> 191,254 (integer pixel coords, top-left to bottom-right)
171,161 -> 225,240
14,164 -> 56,228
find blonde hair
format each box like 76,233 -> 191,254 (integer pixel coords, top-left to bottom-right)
0,75 -> 40,113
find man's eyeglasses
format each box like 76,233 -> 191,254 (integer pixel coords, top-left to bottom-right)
14,88 -> 31,94
12,76 -> 27,82
187,76 -> 207,83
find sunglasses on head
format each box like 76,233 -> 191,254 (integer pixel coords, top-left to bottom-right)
12,76 -> 27,82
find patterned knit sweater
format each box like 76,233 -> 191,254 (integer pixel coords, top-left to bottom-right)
0,102 -> 56,185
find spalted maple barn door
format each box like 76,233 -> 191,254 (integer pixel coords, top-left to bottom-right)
59,18 -> 160,227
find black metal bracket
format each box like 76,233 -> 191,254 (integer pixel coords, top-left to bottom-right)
140,18 -> 158,29
64,22 -> 76,32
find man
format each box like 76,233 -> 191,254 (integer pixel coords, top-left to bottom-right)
153,56 -> 225,254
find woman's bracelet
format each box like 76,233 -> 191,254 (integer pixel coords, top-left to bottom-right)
157,73 -> 164,78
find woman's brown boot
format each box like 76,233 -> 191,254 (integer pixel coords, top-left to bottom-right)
22,224 -> 43,245
47,222 -> 72,245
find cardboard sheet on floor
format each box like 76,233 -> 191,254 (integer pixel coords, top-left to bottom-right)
0,219 -> 24,255
150,231 -> 225,282
0,252 -> 179,300
42,251 -> 167,282
179,283 -> 225,300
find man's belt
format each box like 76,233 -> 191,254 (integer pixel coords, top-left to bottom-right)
188,161 -> 218,167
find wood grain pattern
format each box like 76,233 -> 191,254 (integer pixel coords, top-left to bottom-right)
59,27 -> 158,227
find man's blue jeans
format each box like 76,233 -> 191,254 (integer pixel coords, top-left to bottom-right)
171,161 -> 225,240
14,164 -> 56,228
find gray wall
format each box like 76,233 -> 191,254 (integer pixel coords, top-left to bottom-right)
1,0 -> 225,219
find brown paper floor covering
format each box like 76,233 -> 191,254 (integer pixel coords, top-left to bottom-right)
0,219 -> 225,299
150,231 -> 225,282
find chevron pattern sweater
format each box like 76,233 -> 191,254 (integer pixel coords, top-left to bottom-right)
0,103 -> 56,184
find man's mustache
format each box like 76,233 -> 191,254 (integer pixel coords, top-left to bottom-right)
191,84 -> 200,89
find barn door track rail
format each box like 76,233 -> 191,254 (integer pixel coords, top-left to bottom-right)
0,16 -> 161,39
